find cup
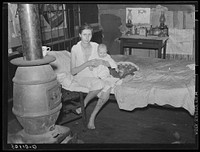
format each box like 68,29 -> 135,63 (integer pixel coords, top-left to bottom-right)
8,48 -> 13,54
42,46 -> 51,56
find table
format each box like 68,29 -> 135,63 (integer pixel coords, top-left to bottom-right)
119,35 -> 169,59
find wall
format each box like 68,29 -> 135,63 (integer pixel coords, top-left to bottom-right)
8,3 -> 22,49
8,3 -> 196,60
98,4 -> 195,60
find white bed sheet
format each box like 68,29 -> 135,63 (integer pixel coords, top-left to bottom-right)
48,51 -> 195,116
57,72 -> 116,94
112,55 -> 195,116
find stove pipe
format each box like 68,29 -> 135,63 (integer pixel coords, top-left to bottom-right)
9,4 -> 70,144
18,4 -> 43,60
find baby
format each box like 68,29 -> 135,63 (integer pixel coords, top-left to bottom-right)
89,44 -> 120,91
90,44 -> 118,78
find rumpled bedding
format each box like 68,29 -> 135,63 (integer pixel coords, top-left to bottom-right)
112,55 -> 195,115
47,51 -> 195,116
47,51 -> 90,93
47,51 -> 121,94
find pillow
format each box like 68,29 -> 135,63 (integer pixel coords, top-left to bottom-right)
47,50 -> 71,74
47,50 -> 73,86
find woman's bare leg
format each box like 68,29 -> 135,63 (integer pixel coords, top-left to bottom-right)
75,89 -> 101,114
84,89 -> 101,107
88,88 -> 111,129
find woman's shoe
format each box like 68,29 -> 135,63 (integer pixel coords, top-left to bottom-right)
72,107 -> 82,115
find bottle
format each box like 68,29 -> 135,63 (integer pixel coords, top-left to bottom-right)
163,25 -> 169,36
149,25 -> 153,35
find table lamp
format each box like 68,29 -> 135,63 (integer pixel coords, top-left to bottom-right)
126,9 -> 133,35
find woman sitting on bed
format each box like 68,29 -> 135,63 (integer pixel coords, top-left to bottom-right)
70,23 -> 112,129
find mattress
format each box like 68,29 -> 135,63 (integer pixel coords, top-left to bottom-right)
48,51 -> 195,115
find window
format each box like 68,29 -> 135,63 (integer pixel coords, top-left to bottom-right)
8,3 -> 100,52
39,4 -> 80,51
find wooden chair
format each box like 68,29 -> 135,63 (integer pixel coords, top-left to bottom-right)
57,88 -> 87,130
56,88 -> 116,130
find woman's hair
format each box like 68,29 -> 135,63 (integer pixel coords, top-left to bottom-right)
79,23 -> 93,34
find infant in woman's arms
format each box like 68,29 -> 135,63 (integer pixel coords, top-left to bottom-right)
89,44 -> 121,91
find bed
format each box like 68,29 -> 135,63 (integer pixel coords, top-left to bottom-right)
47,50 -> 196,124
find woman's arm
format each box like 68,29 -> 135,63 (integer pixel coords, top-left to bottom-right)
71,62 -> 89,76
70,48 -> 102,75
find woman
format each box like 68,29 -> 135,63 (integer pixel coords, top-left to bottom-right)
70,23 -> 111,129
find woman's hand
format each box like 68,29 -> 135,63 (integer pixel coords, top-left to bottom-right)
87,59 -> 105,67
88,59 -> 99,67
87,59 -> 110,68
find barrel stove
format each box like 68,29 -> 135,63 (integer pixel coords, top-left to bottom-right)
9,4 -> 70,143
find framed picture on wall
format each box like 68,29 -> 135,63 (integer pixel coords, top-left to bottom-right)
126,8 -> 150,25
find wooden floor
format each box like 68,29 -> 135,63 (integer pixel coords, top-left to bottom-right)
7,99 -> 197,149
